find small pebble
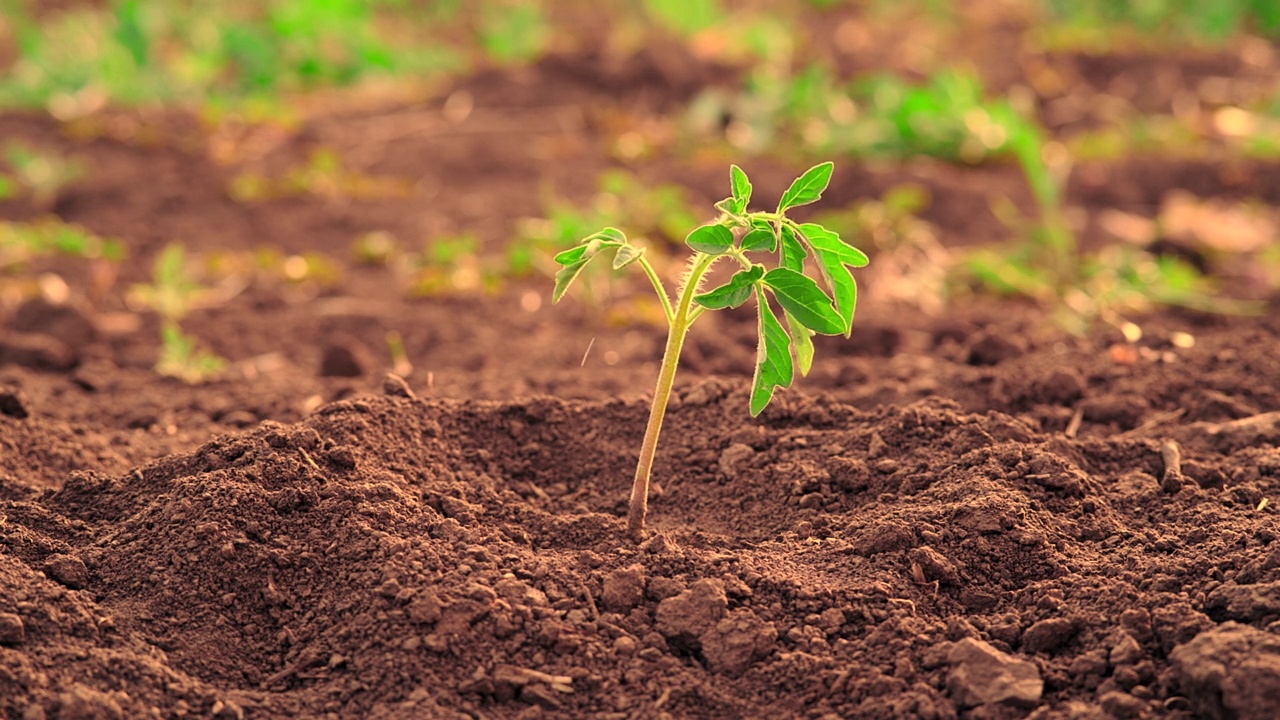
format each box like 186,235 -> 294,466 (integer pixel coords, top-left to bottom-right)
43,554 -> 89,590
0,387 -> 29,419
0,612 -> 25,645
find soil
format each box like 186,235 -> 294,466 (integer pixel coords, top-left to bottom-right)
4,28 -> 1280,720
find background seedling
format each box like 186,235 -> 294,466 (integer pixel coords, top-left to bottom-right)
2,142 -> 86,210
553,162 -> 868,539
128,243 -> 225,383
406,235 -> 503,297
228,148 -> 414,203
964,111 -> 1261,334
386,329 -> 413,378
0,218 -> 124,273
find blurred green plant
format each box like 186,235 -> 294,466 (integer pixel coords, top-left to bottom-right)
0,217 -> 124,272
351,230 -> 398,266
406,235 -> 503,297
643,0 -> 725,35
1259,242 -> 1280,291
128,243 -> 225,383
690,67 -> 1034,164
228,148 -> 414,202
2,142 -> 86,209
1037,0 -> 1280,44
478,1 -> 550,65
385,329 -> 413,377
965,115 -> 1261,333
1066,115 -> 1206,161
0,0 -> 464,109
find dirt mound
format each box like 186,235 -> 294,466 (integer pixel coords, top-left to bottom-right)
4,374 -> 1279,719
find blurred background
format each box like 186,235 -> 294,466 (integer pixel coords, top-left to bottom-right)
1,0 -> 1279,395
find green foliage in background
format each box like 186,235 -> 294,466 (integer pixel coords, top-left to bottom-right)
1041,0 -> 1280,41
479,1 -> 550,65
691,66 -> 1039,166
3,0 -> 1277,112
0,0 -> 463,108
0,218 -> 124,273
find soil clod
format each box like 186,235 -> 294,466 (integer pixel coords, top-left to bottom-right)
0,612 -> 25,645
0,387 -> 29,418
41,553 -> 89,590
319,336 -> 371,378
1170,622 -> 1280,720
946,637 -> 1044,708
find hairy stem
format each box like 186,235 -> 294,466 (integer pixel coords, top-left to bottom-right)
627,252 -> 718,540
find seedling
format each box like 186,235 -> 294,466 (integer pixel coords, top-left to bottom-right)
228,149 -> 414,203
0,219 -> 124,272
553,163 -> 868,539
3,142 -> 85,210
966,105 -> 1261,333
408,235 -> 503,297
129,243 -> 225,383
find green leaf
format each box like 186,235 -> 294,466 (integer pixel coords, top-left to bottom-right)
796,222 -> 869,267
713,197 -> 739,216
762,267 -> 845,335
554,227 -> 627,265
612,244 -> 645,270
780,224 -> 807,271
730,164 -> 752,211
785,310 -> 815,377
796,222 -> 868,335
741,227 -> 776,252
552,259 -> 590,303
113,0 -> 150,67
686,223 -> 734,255
553,245 -> 588,265
154,243 -> 188,288
694,265 -> 763,310
777,161 -> 834,212
750,289 -> 793,416
584,227 -> 627,244
552,227 -> 629,301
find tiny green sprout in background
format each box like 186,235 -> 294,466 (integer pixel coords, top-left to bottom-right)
129,243 -> 225,383
0,218 -> 125,273
553,162 -> 868,540
3,142 -> 86,210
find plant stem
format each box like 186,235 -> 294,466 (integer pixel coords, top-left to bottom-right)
627,252 -> 717,540
636,256 -> 674,324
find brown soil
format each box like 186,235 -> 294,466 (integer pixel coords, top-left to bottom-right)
4,46 -> 1280,720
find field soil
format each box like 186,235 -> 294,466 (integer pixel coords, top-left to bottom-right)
4,36 -> 1280,720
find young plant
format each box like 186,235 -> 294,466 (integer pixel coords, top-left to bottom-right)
128,243 -> 225,383
0,218 -> 124,272
3,142 -> 86,210
553,163 -> 868,539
